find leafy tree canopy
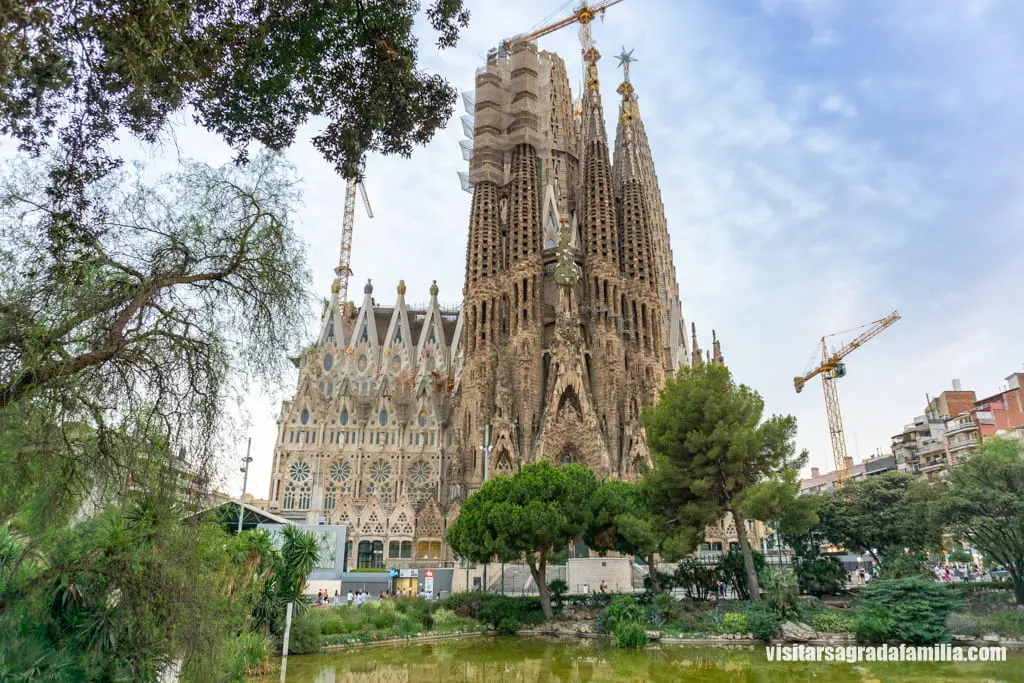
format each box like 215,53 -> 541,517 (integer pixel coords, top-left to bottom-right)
1,0 -> 470,226
585,479 -> 701,593
0,152 -> 308,468
642,363 -> 804,601
939,439 -> 1024,604
817,470 -> 943,565
447,461 -> 597,619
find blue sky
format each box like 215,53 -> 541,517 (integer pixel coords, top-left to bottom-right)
107,0 -> 1024,497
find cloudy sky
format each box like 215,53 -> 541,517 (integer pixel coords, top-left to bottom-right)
117,0 -> 1024,498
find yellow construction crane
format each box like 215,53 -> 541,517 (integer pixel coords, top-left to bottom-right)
794,311 -> 902,487
501,0 -> 627,51
336,175 -> 372,313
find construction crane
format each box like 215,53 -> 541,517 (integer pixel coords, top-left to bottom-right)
336,175 -> 373,313
794,311 -> 902,488
501,0 -> 627,51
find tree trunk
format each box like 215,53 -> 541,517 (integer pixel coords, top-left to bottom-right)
528,550 -> 552,620
647,553 -> 661,594
731,508 -> 761,602
1011,567 -> 1024,606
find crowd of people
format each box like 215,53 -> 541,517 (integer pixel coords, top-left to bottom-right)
311,587 -> 442,607
932,563 -> 985,582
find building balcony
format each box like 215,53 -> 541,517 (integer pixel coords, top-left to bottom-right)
945,420 -> 978,437
917,440 -> 946,457
919,459 -> 949,474
947,435 -> 980,453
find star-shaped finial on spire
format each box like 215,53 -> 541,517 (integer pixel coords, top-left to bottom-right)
615,47 -> 637,82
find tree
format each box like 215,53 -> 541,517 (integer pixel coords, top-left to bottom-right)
0,152 -> 308,473
585,479 -> 702,594
447,461 -> 597,619
817,471 -> 942,572
642,363 -> 803,602
1,0 -> 470,237
940,439 -> 1024,604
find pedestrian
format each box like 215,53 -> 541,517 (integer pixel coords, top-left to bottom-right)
600,580 -> 607,593
583,583 -> 589,595
347,590 -> 354,605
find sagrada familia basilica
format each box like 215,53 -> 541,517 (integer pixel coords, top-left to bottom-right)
266,36 -> 734,570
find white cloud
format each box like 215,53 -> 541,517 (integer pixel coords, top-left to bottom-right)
819,94 -> 856,117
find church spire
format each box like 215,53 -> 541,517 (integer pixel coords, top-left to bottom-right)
612,49 -> 655,289
578,29 -> 619,272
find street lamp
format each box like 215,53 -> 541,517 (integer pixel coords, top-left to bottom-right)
237,437 -> 252,533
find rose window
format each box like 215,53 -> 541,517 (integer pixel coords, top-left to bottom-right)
409,460 -> 432,484
289,461 -> 310,482
329,461 -> 351,482
370,460 -> 392,483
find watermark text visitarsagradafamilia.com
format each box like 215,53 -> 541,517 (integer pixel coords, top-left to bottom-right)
766,643 -> 1006,663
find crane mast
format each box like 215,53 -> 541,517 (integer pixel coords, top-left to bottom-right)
336,176 -> 372,314
794,311 -> 901,487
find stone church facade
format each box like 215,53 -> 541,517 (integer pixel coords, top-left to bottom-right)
266,41 -> 729,568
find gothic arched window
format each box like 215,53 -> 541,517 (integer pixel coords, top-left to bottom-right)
300,409 -> 310,425
282,483 -> 296,509
297,483 -> 312,510
323,354 -> 334,371
340,410 -> 349,425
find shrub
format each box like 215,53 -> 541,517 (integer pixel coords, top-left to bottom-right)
852,608 -> 893,644
667,610 -> 709,635
674,558 -> 720,601
810,611 -> 850,633
794,556 -> 846,597
475,596 -> 545,633
614,620 -> 649,648
370,608 -> 399,630
441,591 -> 490,618
548,579 -> 568,611
855,577 -> 961,645
395,616 -> 422,636
877,552 -> 930,580
764,569 -> 799,618
285,612 -> 323,654
718,612 -> 748,634
432,609 -> 461,630
946,613 -> 981,638
222,632 -> 273,681
717,548 -> 766,600
649,593 -> 680,623
601,595 -> 645,634
744,604 -> 782,642
319,617 -> 346,635
979,611 -> 1024,639
947,550 -> 973,563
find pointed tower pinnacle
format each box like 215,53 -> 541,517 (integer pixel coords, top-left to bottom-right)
578,23 -> 619,273
712,329 -> 725,366
613,49 -> 656,290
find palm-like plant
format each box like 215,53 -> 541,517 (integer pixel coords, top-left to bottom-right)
278,527 -> 321,601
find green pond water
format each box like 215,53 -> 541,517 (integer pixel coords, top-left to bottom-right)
256,636 -> 1024,682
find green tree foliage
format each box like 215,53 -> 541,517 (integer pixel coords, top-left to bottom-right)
584,480 -> 699,594
0,489 -> 255,680
0,152 -> 310,678
817,471 -> 943,569
447,461 -> 597,619
0,0 -> 470,235
940,439 -> 1024,604
643,364 -> 802,602
772,493 -> 846,596
852,577 -> 961,645
0,154 -> 307,512
718,548 -> 766,601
